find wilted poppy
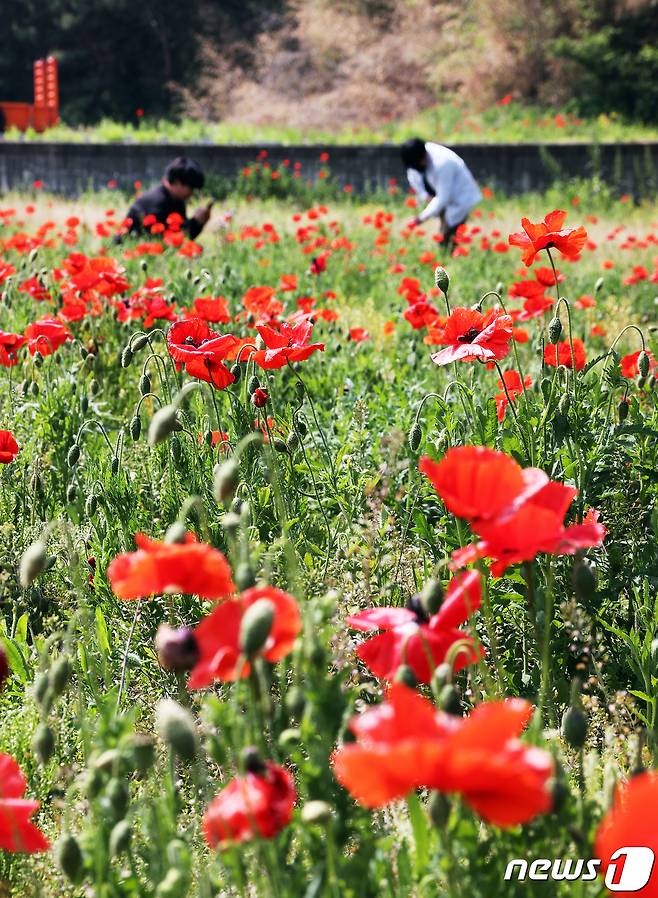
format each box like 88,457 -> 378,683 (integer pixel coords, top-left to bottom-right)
166,318 -> 239,389
0,753 -> 49,852
0,431 -> 19,464
430,307 -> 513,366
108,531 -> 235,600
346,571 -> 482,683
509,211 -> 587,266
188,586 -> 301,686
203,760 -> 296,847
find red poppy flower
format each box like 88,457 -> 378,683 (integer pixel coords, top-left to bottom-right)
430,307 -> 513,366
188,586 -> 301,686
403,300 -> 441,330
166,318 -> 239,389
0,330 -> 27,367
517,295 -> 553,321
0,261 -> 16,285
349,327 -> 370,342
203,761 -> 296,847
24,318 -> 72,356
0,753 -> 49,852
346,571 -> 482,683
595,772 -> 658,897
107,532 -> 235,600
494,370 -> 532,421
0,431 -> 19,464
509,211 -> 587,266
333,685 -> 553,827
250,317 -> 324,370
309,254 -> 328,275
419,447 -> 548,527
186,296 -> 231,323
543,338 -> 587,370
621,350 -> 656,378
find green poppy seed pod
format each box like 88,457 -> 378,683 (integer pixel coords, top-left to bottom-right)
594,277 -> 604,294
301,800 -> 334,826
421,579 -> 444,616
428,791 -> 451,828
32,723 -> 55,764
80,395 -> 89,414
148,405 -> 179,446
131,333 -> 149,352
438,684 -> 462,716
273,438 -> 287,453
55,834 -> 84,884
128,734 -> 156,774
33,351 -> 44,368
109,820 -> 131,857
0,642 -> 9,691
85,494 -> 98,516
285,686 -> 306,718
164,522 -> 188,544
548,317 -> 562,344
130,415 -> 141,441
50,656 -> 72,696
230,362 -> 241,381
286,432 -> 299,451
67,444 -> 81,467
106,778 -> 130,819
66,483 -> 77,503
638,351 -> 650,378
618,399 -> 629,423
239,598 -> 275,657
247,375 -> 260,394
278,727 -> 302,750
572,559 -> 597,602
156,870 -> 187,898
213,458 -> 240,503
19,539 -> 48,587
434,266 -> 450,294
120,346 -> 133,368
561,705 -> 587,749
138,373 -> 151,396
156,699 -> 198,761
170,436 -> 182,463
234,562 -> 256,591
408,422 -> 422,451
394,664 -> 418,688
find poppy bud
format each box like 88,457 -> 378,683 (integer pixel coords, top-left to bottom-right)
109,820 -> 131,857
0,642 -> 9,691
214,459 -> 240,503
156,869 -> 187,898
234,562 -> 256,591
51,656 -> 72,696
618,399 -> 629,422
155,624 -> 200,671
19,539 -> 48,587
638,351 -> 650,378
434,266 -> 450,294
132,333 -> 149,352
394,664 -> 418,688
33,351 -> 44,368
90,379 -> 100,397
438,684 -> 462,716
247,375 -> 260,394
170,436 -> 182,463
67,483 -> 77,503
428,791 -> 451,828
130,416 -> 141,441
286,432 -> 299,451
285,686 -> 306,718
273,438 -> 287,453
572,559 -> 596,602
156,699 -> 198,761
408,423 -> 422,451
128,734 -> 156,774
164,522 -> 187,544
138,373 -> 151,395
433,662 -> 452,690
33,670 -> 50,705
251,388 -> 269,408
301,800 -> 334,826
295,417 -> 307,437
552,411 -> 568,439
85,494 -> 98,516
31,381 -> 39,397
33,722 -> 55,764
148,405 -> 179,446
561,705 -> 587,749
420,579 -> 443,616
230,363 -> 241,381
121,346 -> 133,368
278,727 -> 302,750
548,317 -> 562,344
65,442 -> 80,467
55,834 -> 84,884
221,512 -> 241,534
594,277 -> 604,293
558,394 -> 570,416
548,777 -> 569,813
106,777 -> 130,819
239,598 -> 275,657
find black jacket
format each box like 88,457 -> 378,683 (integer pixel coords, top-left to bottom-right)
124,184 -> 203,239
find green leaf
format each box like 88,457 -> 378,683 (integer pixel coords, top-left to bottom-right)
95,607 -> 111,655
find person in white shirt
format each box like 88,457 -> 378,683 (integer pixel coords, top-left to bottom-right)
401,138 -> 482,249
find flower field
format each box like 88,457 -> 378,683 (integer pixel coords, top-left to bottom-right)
1,177 -> 658,897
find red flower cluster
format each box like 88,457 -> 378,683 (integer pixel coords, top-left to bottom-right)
333,685 -> 553,827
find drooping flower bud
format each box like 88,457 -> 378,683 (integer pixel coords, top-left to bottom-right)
438,684 -> 462,716
420,579 -> 444,616
638,351 -> 650,378
19,539 -> 48,587
213,458 -> 240,503
129,416 -> 141,440
394,664 -> 418,688
67,444 -> 81,467
428,791 -> 451,827
548,317 -> 562,344
408,422 -> 422,451
148,405 -> 180,446
120,346 -> 133,368
156,699 -> 198,761
55,833 -> 84,884
239,599 -> 275,657
109,820 -> 131,857
32,722 -> 56,764
561,705 -> 587,748
138,373 -> 151,396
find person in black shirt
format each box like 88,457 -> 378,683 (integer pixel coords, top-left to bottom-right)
123,157 -> 212,239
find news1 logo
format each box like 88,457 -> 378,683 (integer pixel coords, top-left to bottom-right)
504,847 -> 655,891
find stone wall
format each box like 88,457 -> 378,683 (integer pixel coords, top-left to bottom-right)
0,140 -> 657,197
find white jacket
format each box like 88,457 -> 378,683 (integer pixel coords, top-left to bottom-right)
407,143 -> 482,228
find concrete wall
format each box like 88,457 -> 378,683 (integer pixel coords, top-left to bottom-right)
1,140 -> 657,197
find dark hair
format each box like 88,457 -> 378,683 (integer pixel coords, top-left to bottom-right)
400,138 -> 427,170
164,156 -> 205,189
